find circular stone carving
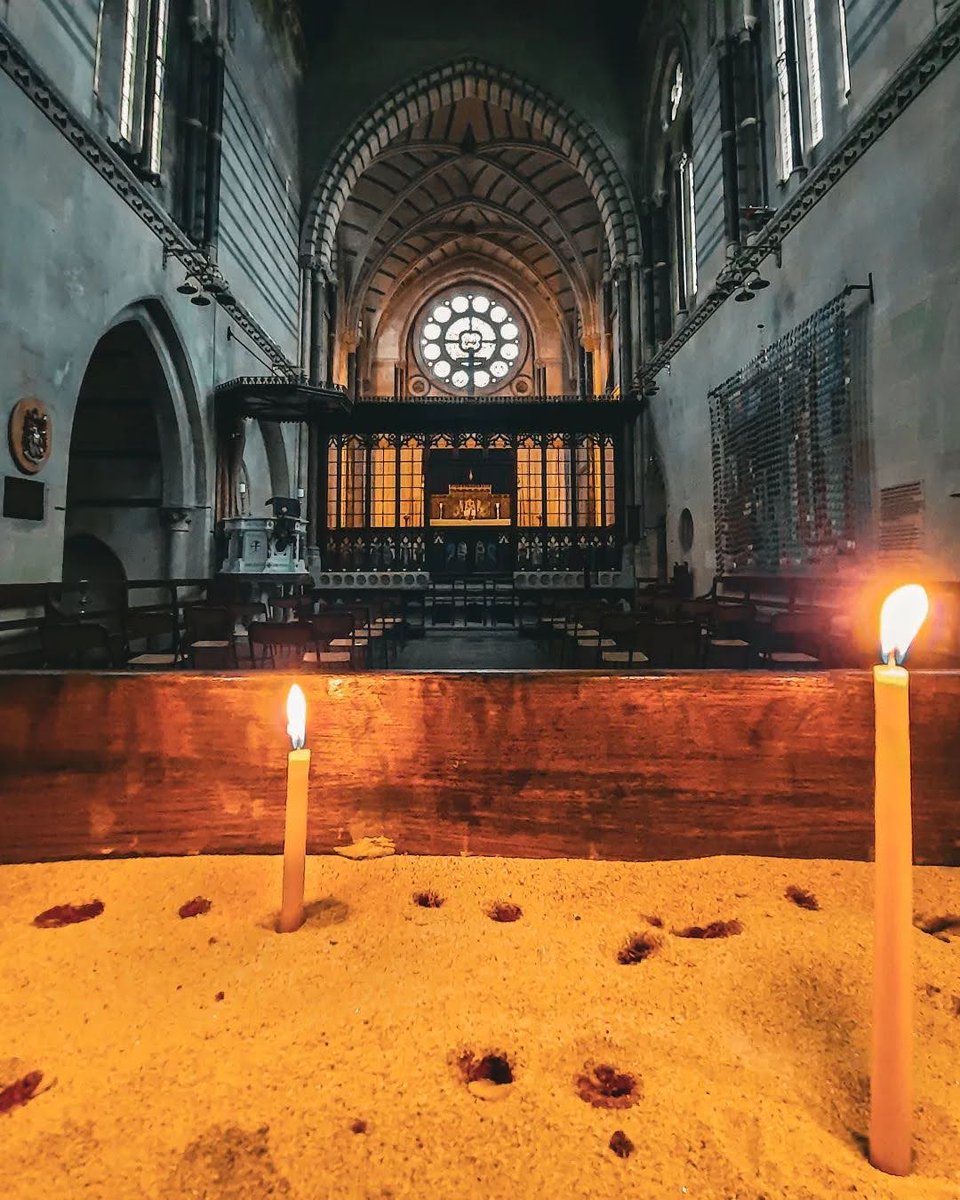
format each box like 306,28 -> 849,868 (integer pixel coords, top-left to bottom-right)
9,398 -> 52,474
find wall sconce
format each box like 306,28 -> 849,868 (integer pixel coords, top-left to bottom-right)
176,275 -> 200,296
202,269 -> 236,307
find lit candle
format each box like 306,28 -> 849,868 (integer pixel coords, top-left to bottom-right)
869,584 -> 928,1176
278,684 -> 310,933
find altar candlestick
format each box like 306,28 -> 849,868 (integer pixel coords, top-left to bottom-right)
279,684 -> 310,934
870,584 -> 928,1176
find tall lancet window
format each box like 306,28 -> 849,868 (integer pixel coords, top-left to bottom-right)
773,0 -> 826,179
660,53 -> 698,316
117,0 -> 171,175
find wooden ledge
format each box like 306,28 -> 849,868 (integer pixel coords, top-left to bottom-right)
0,670 -> 957,865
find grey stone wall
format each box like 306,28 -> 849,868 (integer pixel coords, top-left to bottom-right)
0,0 -> 301,585
648,4 -> 960,589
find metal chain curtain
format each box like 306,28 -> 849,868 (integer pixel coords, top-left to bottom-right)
709,294 -> 853,573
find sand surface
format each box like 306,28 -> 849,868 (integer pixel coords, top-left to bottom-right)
1,853 -> 958,1200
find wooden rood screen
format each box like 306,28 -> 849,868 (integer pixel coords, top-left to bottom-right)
1,672 -> 958,866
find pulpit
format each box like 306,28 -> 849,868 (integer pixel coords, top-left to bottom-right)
219,515 -> 308,575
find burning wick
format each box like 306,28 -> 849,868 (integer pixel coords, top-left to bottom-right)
278,684 -> 311,933
869,584 -> 928,1176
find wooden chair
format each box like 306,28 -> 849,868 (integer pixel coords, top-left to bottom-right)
228,602 -> 268,666
564,604 -> 615,667
123,609 -> 182,669
39,622 -> 118,668
758,611 -> 823,669
704,603 -> 756,668
248,622 -> 315,669
269,595 -> 313,623
599,617 -> 652,669
184,605 -> 237,669
302,612 -> 364,670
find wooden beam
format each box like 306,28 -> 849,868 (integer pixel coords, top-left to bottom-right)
0,671 -> 958,865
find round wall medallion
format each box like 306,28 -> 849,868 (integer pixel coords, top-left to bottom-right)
513,377 -> 531,395
410,375 -> 429,395
9,398 -> 52,475
679,507 -> 694,552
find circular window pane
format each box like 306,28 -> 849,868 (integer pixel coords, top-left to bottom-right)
415,289 -> 525,394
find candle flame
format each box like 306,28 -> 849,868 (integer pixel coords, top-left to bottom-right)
286,684 -> 307,750
879,584 -> 928,664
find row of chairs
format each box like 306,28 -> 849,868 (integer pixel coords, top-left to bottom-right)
539,597 -> 824,670
34,593 -> 408,671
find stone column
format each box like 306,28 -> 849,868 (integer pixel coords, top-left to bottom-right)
160,506 -> 197,581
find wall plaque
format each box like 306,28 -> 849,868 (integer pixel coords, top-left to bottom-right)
9,398 -> 51,475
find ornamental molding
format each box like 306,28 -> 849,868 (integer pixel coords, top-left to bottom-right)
634,5 -> 960,392
0,22 -> 296,379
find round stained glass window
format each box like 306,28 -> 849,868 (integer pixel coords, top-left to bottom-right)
415,288 -> 525,394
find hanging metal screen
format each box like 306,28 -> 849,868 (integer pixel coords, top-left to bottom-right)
709,295 -> 854,573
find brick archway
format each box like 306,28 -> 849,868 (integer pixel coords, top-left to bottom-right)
302,57 -> 641,273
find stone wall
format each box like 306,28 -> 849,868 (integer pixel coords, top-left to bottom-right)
0,0 -> 301,585
639,0 -> 960,590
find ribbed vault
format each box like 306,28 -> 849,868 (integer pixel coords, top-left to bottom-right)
303,60 -> 640,396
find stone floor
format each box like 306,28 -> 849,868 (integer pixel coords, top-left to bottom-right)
392,629 -> 546,670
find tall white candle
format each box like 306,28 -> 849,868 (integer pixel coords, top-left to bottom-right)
869,584 -> 928,1177
278,684 -> 310,934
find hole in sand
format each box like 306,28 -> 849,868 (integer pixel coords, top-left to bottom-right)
413,891 -> 444,908
459,1051 -> 514,1087
609,1129 -> 634,1158
617,933 -> 660,964
914,913 -> 960,940
785,885 -> 820,911
576,1063 -> 640,1109
488,902 -> 522,922
673,919 -> 742,939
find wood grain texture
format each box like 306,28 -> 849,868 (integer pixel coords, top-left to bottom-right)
2,671 -> 958,865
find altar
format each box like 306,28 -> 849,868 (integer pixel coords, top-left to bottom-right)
430,481 -> 511,527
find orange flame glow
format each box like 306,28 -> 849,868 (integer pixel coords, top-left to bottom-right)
879,585 -> 928,665
286,684 -> 307,750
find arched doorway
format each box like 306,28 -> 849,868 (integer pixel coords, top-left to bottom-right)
64,308 -> 204,583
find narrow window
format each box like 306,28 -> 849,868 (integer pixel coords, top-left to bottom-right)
118,0 -> 140,144
370,437 -> 397,528
517,441 -> 543,527
772,0 -> 804,179
802,0 -> 824,146
399,438 -> 424,527
837,0 -> 852,100
147,0 -> 171,172
545,438 -> 571,527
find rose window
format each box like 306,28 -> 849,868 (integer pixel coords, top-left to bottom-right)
416,289 -> 524,394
